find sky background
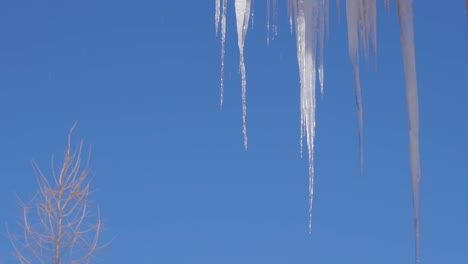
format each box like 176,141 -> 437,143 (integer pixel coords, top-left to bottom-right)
0,1 -> 467,263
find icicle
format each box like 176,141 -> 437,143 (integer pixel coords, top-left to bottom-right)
318,65 -> 325,96
214,4 -> 422,262
296,0 -> 305,163
215,0 -> 221,35
287,0 -> 294,33
235,0 -> 251,150
251,0 -> 255,28
396,1 -> 420,263
359,2 -> 368,56
219,0 -> 228,108
345,0 -> 377,174
345,0 -> 364,173
294,0 -> 320,233
318,0 -> 329,95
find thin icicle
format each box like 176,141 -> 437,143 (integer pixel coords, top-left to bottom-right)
346,0 -> 364,173
294,0 -> 319,233
235,0 -> 251,150
396,1 -> 420,263
359,2 -> 368,56
294,0 -> 308,231
287,0 -> 294,33
219,0 -> 228,108
215,0 -> 221,35
318,0 -> 329,95
251,0 -> 255,28
345,0 -> 377,174
318,65 -> 325,96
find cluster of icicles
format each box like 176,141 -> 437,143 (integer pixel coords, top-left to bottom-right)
215,0 -> 421,263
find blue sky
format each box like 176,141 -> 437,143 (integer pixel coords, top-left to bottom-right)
0,1 -> 467,263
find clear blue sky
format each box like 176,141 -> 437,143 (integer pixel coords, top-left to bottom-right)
0,1 -> 467,263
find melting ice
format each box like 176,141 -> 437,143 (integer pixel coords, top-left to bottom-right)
214,1 -> 420,262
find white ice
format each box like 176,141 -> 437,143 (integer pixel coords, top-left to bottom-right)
287,0 -> 294,33
214,3 -> 421,262
396,0 -> 420,263
235,0 -> 251,150
217,0 -> 228,108
215,0 -> 220,35
318,0 -> 329,96
294,0 -> 329,232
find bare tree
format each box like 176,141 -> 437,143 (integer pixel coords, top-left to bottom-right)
8,122 -> 105,264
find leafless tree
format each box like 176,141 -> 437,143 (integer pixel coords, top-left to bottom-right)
8,122 -> 105,264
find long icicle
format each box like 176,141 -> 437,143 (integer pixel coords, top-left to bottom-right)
235,0 -> 251,150
345,0 -> 377,174
215,0 -> 221,35
346,0 -> 365,174
219,0 -> 228,108
294,0 -> 319,233
396,0 -> 421,263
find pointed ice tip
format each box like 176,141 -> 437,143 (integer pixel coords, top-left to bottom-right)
220,94 -> 224,110
358,149 -> 364,176
308,215 -> 312,234
243,128 -> 248,151
359,147 -> 364,176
